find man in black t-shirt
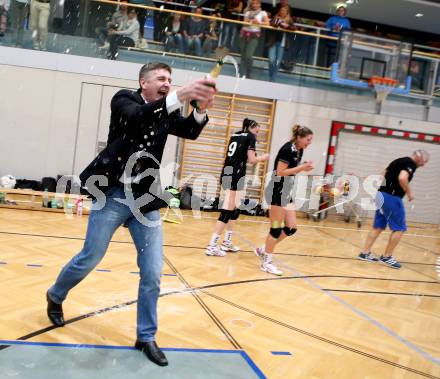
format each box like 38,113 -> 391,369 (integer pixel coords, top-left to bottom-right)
206,118 -> 269,256
359,150 -> 429,269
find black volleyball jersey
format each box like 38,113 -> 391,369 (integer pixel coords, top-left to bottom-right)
271,141 -> 303,187
223,131 -> 256,175
379,157 -> 417,198
273,141 -> 303,173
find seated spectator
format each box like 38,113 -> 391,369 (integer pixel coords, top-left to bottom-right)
0,0 -> 10,37
107,8 -> 140,60
128,0 -> 153,46
220,0 -> 243,51
182,7 -> 208,57
266,6 -> 294,81
164,13 -> 185,53
202,11 -> 220,57
95,1 -> 128,49
239,0 -> 269,79
11,0 -> 29,47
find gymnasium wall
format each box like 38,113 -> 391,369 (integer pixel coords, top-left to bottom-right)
0,46 -> 439,190
271,101 -> 440,175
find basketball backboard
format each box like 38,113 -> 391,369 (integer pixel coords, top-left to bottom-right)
330,31 -> 413,96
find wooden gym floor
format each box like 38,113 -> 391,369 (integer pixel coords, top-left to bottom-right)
0,208 -> 439,378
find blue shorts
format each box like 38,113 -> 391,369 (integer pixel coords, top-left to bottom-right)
373,191 -> 407,232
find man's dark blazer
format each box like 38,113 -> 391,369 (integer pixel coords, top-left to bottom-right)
79,88 -> 208,212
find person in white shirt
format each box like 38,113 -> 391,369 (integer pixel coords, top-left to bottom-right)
107,8 -> 140,59
239,0 -> 269,78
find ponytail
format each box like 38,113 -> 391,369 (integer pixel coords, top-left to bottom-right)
292,124 -> 313,144
242,118 -> 258,132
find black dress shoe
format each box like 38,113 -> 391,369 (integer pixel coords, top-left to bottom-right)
46,291 -> 65,327
135,340 -> 168,366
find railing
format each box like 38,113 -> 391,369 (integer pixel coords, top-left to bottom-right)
2,0 -> 439,99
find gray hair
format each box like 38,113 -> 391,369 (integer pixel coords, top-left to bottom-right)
413,149 -> 430,163
138,62 -> 171,82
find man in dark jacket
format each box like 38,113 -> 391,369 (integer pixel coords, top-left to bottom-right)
46,62 -> 216,367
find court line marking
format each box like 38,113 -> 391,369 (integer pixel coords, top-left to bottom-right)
201,290 -> 439,379
2,277 -> 437,377
279,261 -> 440,366
0,231 -> 435,267
0,340 -> 266,379
178,214 -> 440,239
400,239 -> 440,256
315,228 -> 439,281
321,289 -> 440,298
164,255 -> 242,350
0,208 -> 437,238
234,233 -> 440,367
9,274 -> 438,342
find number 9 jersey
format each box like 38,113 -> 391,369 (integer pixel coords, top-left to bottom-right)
220,131 -> 256,191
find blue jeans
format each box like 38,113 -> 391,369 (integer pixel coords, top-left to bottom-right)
221,22 -> 237,50
48,186 -> 163,342
289,34 -> 315,65
185,36 -> 202,56
268,42 -> 285,81
165,33 -> 184,53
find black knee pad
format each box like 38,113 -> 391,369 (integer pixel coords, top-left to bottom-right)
230,209 -> 240,220
270,227 -> 283,239
218,209 -> 233,223
283,226 -> 297,236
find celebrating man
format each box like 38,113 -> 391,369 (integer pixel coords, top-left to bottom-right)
46,62 -> 216,366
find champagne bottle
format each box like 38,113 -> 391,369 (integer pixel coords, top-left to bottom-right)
190,59 -> 223,111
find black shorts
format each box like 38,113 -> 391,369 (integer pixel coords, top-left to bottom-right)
220,174 -> 245,191
265,179 -> 294,207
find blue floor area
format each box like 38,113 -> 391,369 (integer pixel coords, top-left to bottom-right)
0,340 -> 266,379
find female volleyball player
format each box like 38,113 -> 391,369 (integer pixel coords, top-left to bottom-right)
256,125 -> 314,275
206,118 -> 269,256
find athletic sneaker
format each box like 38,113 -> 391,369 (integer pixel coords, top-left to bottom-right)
358,252 -> 379,262
261,261 -> 283,276
379,255 -> 402,269
221,241 -> 240,253
255,246 -> 264,259
261,254 -> 283,276
205,245 -> 227,257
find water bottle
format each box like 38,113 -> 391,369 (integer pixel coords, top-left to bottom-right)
42,189 -> 49,207
76,199 -> 83,216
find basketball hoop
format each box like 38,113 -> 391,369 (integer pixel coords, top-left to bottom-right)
368,76 -> 399,106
